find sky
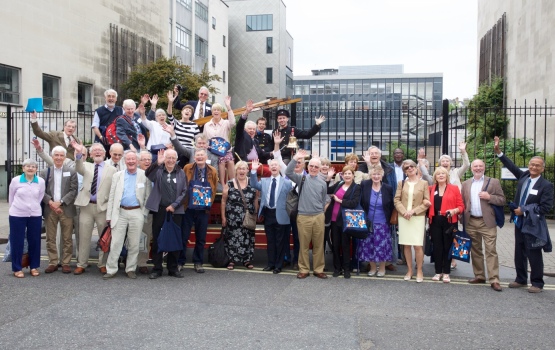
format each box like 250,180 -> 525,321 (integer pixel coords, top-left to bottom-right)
282,0 -> 478,100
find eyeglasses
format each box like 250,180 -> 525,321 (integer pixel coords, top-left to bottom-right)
403,165 -> 415,171
199,93 -> 208,96
529,163 -> 544,168
112,153 -> 123,157
308,165 -> 320,169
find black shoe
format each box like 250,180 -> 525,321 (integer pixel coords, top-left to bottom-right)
146,259 -> 153,264
273,268 -> 281,274
194,264 -> 205,274
168,271 -> 184,278
263,266 -> 275,272
149,272 -> 162,279
332,270 -> 340,278
344,271 -> 351,279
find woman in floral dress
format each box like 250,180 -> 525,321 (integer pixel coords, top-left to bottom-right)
221,161 -> 259,269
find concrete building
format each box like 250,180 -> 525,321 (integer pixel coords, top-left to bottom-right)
292,66 -> 443,160
226,0 -> 294,109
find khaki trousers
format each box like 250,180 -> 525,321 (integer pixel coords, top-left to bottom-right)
77,204 -> 108,268
106,208 -> 144,274
137,214 -> 153,267
467,216 -> 499,283
297,213 -> 325,274
46,211 -> 74,266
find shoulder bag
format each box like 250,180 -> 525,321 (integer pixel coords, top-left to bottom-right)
342,184 -> 369,239
285,175 -> 306,221
235,179 -> 257,230
484,178 -> 505,228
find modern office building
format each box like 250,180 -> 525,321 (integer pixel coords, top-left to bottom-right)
226,0 -> 294,108
292,66 -> 443,160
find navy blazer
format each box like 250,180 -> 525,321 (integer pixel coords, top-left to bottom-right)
325,182 -> 361,227
173,98 -> 212,117
116,115 -> 141,150
360,180 -> 394,224
250,172 -> 292,225
235,116 -> 269,163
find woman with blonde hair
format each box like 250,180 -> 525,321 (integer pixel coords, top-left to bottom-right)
394,159 -> 431,282
427,167 -> 464,283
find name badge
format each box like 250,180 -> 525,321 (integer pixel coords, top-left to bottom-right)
63,172 -> 71,177
173,178 -> 177,183
137,183 -> 145,188
434,191 -> 438,195
529,189 -> 538,195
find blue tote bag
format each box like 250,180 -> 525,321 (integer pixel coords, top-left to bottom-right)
157,212 -> 183,253
188,166 -> 213,210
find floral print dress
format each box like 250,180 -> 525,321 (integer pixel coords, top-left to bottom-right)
224,179 -> 256,264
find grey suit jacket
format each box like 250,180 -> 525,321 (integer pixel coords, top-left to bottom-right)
40,165 -> 78,217
31,121 -> 80,160
74,158 -> 118,212
106,169 -> 151,227
461,176 -> 506,229
249,172 -> 292,225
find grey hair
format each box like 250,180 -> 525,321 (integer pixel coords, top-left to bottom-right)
51,145 -> 67,156
194,148 -> 208,156
529,156 -> 546,167
110,143 -> 123,152
124,150 -> 138,159
199,86 -> 209,95
155,109 -> 167,118
438,154 -> 452,165
22,158 -> 38,167
245,121 -> 256,129
368,145 -> 382,156
195,134 -> 209,143
122,99 -> 136,109
104,89 -> 118,98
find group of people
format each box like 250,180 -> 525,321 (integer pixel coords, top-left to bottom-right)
7,88 -> 553,293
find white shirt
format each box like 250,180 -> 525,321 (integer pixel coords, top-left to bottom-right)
266,175 -> 281,209
53,166 -> 63,202
470,176 -> 484,216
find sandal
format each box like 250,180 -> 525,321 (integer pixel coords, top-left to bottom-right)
30,269 -> 40,277
244,262 -> 254,270
432,274 -> 442,281
14,271 -> 24,278
450,262 -> 457,270
443,274 -> 451,283
227,263 -> 235,270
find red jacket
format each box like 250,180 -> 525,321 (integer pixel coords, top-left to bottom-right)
428,184 -> 464,224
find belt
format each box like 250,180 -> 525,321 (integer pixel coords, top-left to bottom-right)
470,215 -> 483,219
89,200 -> 97,204
120,205 -> 140,210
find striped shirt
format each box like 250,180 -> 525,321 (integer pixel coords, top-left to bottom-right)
168,115 -> 200,148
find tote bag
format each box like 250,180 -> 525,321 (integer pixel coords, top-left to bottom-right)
157,213 -> 183,253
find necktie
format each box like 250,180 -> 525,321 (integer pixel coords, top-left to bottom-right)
269,178 -> 276,208
91,164 -> 99,196
67,136 -> 72,147
114,163 -> 119,170
515,178 -> 531,228
199,102 -> 204,119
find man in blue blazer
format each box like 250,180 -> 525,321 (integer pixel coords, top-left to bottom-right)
250,158 -> 292,274
494,136 -> 554,293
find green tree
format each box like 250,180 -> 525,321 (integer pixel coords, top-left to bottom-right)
466,76 -> 508,143
121,57 -> 221,110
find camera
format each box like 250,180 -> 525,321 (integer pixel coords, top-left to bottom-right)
176,84 -> 183,91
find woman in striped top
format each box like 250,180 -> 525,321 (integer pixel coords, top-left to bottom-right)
167,90 -> 201,149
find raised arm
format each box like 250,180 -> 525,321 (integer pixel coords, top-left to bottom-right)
455,142 -> 470,179
494,136 -> 525,178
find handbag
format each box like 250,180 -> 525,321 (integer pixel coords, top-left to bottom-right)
235,179 -> 257,230
390,179 -> 404,225
188,165 -> 213,210
157,212 -> 183,253
208,228 -> 230,268
341,185 -> 369,239
208,137 -> 231,157
96,225 -> 112,252
449,215 -> 471,263
285,176 -> 306,221
484,178 -> 505,228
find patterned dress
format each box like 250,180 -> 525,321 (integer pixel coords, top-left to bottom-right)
224,179 -> 256,264
358,189 -> 393,263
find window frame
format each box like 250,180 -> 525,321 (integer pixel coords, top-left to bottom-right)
266,67 -> 273,84
246,14 -> 273,31
42,74 -> 61,110
0,64 -> 21,104
77,82 -> 93,112
266,37 -> 273,54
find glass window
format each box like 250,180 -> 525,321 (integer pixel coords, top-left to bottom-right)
195,1 -> 208,22
294,84 -> 302,95
195,35 -> 208,58
77,82 -> 92,112
266,37 -> 273,54
288,47 -> 292,67
223,71 -> 226,83
266,67 -> 273,84
223,35 -> 226,47
246,14 -> 273,31
176,24 -> 191,51
212,16 -> 216,29
0,64 -> 20,104
212,55 -> 216,68
177,0 -> 192,10
43,74 -> 60,110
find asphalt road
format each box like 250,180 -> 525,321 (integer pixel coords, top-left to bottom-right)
1,248 -> 554,350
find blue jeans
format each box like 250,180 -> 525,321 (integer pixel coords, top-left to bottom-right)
180,209 -> 209,265
9,216 -> 42,271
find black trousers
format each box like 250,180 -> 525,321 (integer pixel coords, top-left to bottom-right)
263,208 -> 288,269
429,216 -> 453,274
151,208 -> 182,274
331,221 -> 351,272
514,227 -> 544,288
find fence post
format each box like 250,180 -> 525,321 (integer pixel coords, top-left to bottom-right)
442,99 -> 449,155
5,104 -> 12,200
